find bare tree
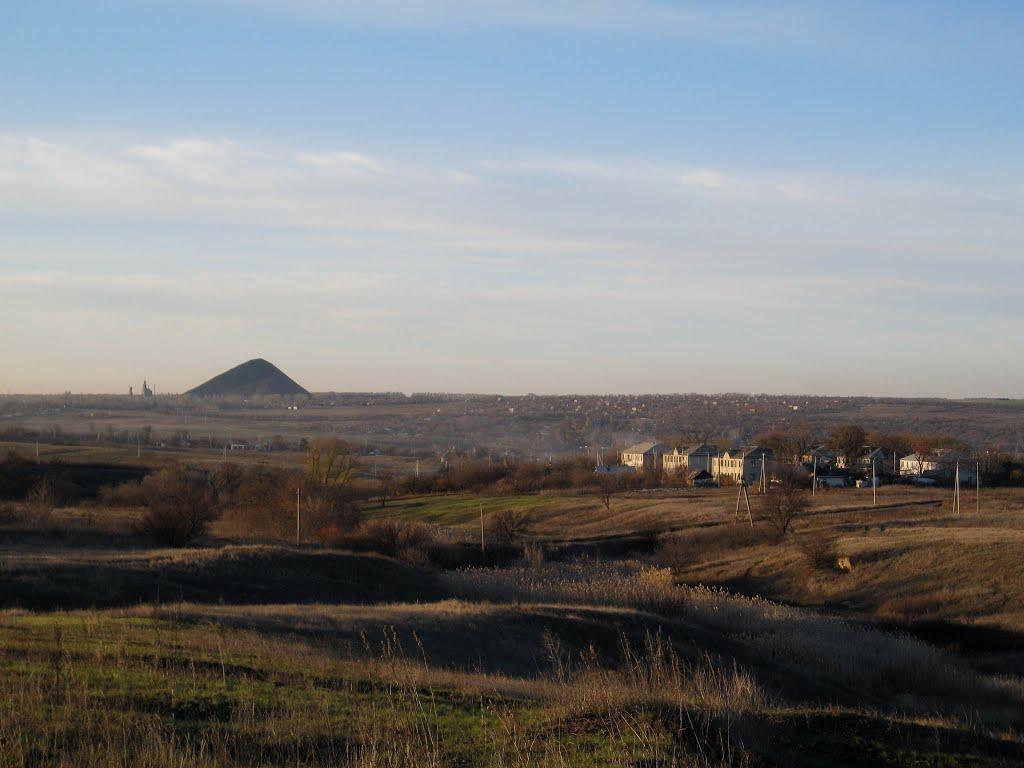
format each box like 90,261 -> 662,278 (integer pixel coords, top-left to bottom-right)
305,437 -> 357,489
487,508 -> 533,548
597,475 -> 620,511
827,423 -> 867,469
758,424 -> 813,465
867,430 -> 913,473
910,434 -> 938,476
377,469 -> 396,508
758,471 -> 810,537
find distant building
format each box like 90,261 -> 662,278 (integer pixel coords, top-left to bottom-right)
803,446 -> 838,470
688,469 -> 716,487
713,446 -> 772,484
621,441 -> 667,472
836,446 -> 888,474
663,444 -> 718,475
142,380 -> 154,397
900,448 -> 976,481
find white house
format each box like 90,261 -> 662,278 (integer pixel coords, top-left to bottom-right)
713,446 -> 772,484
900,448 -> 976,481
621,441 -> 668,472
662,444 -> 718,475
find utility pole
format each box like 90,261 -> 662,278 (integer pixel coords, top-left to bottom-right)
734,481 -> 753,527
872,459 -> 877,507
760,454 -> 767,493
976,461 -> 981,515
296,487 -> 301,544
479,503 -> 485,556
953,461 -> 961,515
812,454 -> 817,497
415,459 -> 420,479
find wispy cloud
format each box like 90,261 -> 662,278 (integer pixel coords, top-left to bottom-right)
295,150 -> 389,176
1,133 -> 1020,268
2,132 -> 1022,395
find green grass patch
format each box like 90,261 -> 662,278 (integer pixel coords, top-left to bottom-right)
0,613 -> 686,767
369,493 -> 577,526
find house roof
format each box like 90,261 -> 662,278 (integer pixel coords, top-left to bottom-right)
668,444 -> 717,456
721,446 -> 771,459
903,448 -> 970,463
623,441 -> 666,455
857,446 -> 885,457
685,444 -> 718,456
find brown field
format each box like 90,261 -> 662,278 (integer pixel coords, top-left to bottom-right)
2,477 -> 1024,765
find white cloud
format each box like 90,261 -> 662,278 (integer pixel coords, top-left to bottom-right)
295,150 -> 389,176
1,133 -> 1021,272
2,132 -> 1023,395
124,138 -> 253,186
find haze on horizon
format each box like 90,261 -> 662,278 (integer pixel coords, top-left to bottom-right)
1,2 -> 1022,398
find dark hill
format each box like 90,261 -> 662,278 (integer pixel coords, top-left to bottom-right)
187,359 -> 309,397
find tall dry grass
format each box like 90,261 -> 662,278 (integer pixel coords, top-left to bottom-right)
0,611 -> 754,768
442,561 -> 1024,726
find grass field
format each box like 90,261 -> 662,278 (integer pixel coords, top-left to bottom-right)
3,482 -> 1024,765
3,564 -> 1024,767
372,485 -> 955,540
375,493 -> 586,527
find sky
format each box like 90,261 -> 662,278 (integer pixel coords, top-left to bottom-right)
1,1 -> 1022,396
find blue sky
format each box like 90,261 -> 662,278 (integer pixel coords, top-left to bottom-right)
1,1 -> 1022,395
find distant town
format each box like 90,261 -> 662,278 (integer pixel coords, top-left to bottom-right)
608,440 -> 980,488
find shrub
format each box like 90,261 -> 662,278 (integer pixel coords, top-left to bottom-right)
27,474 -> 80,509
321,518 -> 436,566
0,451 -> 35,500
138,465 -> 221,546
217,463 -> 364,542
798,531 -> 839,572
0,501 -> 22,525
99,480 -> 148,508
486,508 -> 533,548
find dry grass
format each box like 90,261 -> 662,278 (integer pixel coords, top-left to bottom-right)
2,599 -> 1021,767
0,608 -> 761,767
442,562 -> 1024,727
673,489 -> 1024,632
2,485 -> 1023,765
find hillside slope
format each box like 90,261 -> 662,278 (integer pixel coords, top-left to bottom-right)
187,358 -> 309,396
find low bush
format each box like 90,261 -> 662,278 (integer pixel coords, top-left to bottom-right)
99,480 -> 148,508
320,518 -> 437,566
798,531 -> 839,572
138,465 -> 221,546
486,508 -> 533,548
27,475 -> 81,509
